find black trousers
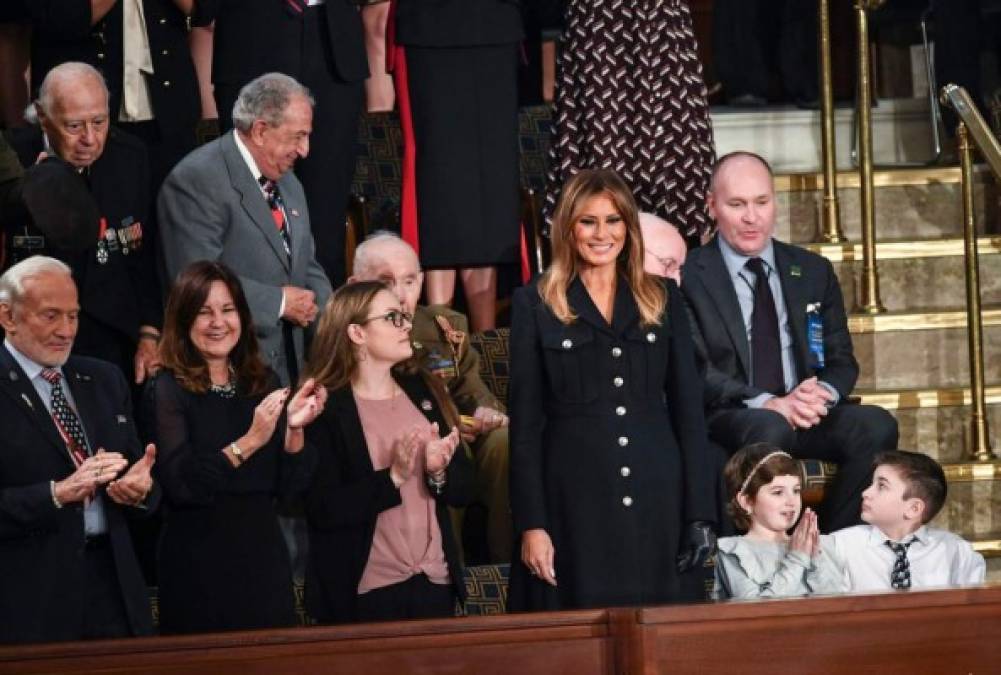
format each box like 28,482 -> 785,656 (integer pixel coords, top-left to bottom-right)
355,574 -> 455,623
707,403 -> 899,532
82,538 -> 133,640
214,6 -> 364,287
712,0 -> 818,103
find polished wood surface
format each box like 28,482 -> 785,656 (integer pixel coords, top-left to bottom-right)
621,586 -> 1001,675
0,610 -> 614,675
3,588 -> 1000,674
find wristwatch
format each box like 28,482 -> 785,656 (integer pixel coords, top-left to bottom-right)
229,442 -> 244,465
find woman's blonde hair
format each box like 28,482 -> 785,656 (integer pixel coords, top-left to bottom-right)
540,169 -> 666,325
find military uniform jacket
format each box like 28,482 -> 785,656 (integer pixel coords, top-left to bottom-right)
411,304 -> 502,415
5,128 -> 162,368
26,0 -> 199,146
507,277 -> 715,611
0,347 -> 160,643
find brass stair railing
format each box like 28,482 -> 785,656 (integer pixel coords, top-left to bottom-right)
940,84 -> 998,461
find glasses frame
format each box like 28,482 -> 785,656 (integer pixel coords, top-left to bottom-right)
356,309 -> 413,329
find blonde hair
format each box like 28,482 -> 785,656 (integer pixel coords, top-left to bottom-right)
540,169 -> 665,326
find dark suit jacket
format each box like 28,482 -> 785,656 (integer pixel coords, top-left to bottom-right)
681,236 -> 859,412
193,0 -> 368,85
395,0 -> 524,47
0,346 -> 160,644
5,128 -> 162,375
304,372 -> 474,624
26,0 -> 199,147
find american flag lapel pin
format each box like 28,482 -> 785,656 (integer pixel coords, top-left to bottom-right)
291,208 -> 300,217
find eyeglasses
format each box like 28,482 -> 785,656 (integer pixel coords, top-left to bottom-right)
358,309 -> 413,328
645,250 -> 680,276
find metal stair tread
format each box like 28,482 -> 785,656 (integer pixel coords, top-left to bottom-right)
856,384 -> 1001,409
774,163 -> 989,192
847,306 -> 1001,333
805,236 -> 1001,262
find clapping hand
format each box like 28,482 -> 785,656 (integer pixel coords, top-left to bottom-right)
389,428 -> 422,488
423,422 -> 460,476
247,388 -> 290,447
790,507 -> 819,557
53,450 -> 129,505
286,378 -> 327,430
107,444 -> 156,507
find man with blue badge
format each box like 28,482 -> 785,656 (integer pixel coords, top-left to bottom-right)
682,151 -> 899,532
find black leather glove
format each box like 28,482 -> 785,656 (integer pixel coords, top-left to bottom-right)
676,520 -> 717,573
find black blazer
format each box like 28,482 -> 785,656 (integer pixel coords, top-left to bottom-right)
395,0 -> 524,47
304,372 -> 474,624
6,127 -> 163,366
681,236 -> 859,411
26,0 -> 199,146
194,0 -> 368,85
0,346 -> 160,644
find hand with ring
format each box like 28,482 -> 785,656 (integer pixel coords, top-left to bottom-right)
54,450 -> 128,505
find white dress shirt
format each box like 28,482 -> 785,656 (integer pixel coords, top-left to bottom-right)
233,130 -> 288,319
829,524 -> 985,592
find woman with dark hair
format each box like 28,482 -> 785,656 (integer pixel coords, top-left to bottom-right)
509,169 -> 716,611
147,260 -> 327,634
303,281 -> 473,623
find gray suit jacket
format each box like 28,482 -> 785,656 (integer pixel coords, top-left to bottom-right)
158,131 -> 332,385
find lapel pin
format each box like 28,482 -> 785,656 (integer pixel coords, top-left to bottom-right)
420,399 -> 433,411
291,209 -> 300,217
117,414 -> 127,424
790,265 -> 802,277
21,393 -> 33,410
8,370 -> 18,381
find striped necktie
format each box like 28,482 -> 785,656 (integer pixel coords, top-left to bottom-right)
259,177 -> 292,259
40,368 -> 90,466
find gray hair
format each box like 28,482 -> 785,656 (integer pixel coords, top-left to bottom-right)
231,73 -> 315,132
0,256 -> 73,306
30,62 -> 110,124
352,230 -> 420,279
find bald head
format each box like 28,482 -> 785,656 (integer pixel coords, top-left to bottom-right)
350,232 -> 424,315
35,62 -> 110,169
639,213 -> 686,284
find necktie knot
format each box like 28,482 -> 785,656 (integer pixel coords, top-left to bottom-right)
745,257 -> 768,278
40,368 -> 62,385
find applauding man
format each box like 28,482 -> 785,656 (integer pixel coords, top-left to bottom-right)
0,256 -> 159,644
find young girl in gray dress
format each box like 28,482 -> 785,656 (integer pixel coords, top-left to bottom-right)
714,443 -> 848,599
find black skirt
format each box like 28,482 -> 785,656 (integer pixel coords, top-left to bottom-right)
405,43 -> 521,268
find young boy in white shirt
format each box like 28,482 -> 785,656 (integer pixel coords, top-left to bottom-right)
830,450 -> 985,591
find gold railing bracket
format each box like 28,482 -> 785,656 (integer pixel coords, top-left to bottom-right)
816,0 -> 844,243
854,0 -> 885,314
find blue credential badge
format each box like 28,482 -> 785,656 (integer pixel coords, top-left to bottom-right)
806,302 -> 825,369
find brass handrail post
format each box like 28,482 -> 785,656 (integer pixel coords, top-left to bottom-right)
817,0 -> 843,243
855,0 -> 885,313
957,123 -> 995,460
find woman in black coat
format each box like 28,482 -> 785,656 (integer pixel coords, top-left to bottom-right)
509,169 -> 716,611
302,281 -> 474,624
147,261 -> 326,634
